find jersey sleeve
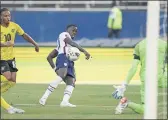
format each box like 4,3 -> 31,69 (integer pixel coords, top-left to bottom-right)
60,32 -> 71,41
133,43 -> 140,56
15,24 -> 25,36
133,43 -> 140,60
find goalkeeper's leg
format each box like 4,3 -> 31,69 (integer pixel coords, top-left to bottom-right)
115,97 -> 144,114
127,102 -> 144,114
115,82 -> 145,114
129,74 -> 168,114
128,74 -> 168,114
127,82 -> 145,114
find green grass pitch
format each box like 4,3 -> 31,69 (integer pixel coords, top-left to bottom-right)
1,84 -> 166,119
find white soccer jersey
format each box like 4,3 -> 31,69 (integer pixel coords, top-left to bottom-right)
56,32 -> 71,54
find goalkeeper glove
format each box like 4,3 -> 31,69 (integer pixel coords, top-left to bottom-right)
112,84 -> 127,99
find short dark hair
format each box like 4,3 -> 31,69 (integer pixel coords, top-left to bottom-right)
66,24 -> 77,30
0,8 -> 10,15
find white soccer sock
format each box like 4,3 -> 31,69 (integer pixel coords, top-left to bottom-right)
42,76 -> 62,99
62,85 -> 74,103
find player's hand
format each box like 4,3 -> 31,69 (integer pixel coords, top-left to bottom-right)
84,51 -> 91,60
112,85 -> 126,99
5,41 -> 14,47
35,45 -> 39,52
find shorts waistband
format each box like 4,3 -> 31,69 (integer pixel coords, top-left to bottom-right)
0,58 -> 15,62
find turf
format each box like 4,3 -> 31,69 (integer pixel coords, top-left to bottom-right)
1,84 -> 167,119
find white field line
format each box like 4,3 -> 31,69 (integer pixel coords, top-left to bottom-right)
14,104 -> 116,108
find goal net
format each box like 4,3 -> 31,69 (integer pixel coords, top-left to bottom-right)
144,1 -> 167,119
158,1 -> 167,119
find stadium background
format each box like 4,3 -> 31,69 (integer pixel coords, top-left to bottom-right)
1,1 -> 167,119
2,1 -> 166,84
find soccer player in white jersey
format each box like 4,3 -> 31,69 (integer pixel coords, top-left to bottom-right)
39,24 -> 91,107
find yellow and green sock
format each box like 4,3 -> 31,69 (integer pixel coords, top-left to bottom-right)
1,97 -> 11,110
1,75 -> 16,93
1,81 -> 15,93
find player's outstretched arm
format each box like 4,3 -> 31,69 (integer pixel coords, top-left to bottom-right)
22,33 -> 39,52
64,37 -> 91,60
47,49 -> 58,71
124,59 -> 140,85
112,58 -> 139,99
0,41 -> 14,47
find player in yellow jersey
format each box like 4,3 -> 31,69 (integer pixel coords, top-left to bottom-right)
0,8 -> 39,114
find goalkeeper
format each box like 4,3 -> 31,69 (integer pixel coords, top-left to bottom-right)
112,38 -> 167,114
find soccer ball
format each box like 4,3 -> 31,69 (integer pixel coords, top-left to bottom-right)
66,47 -> 80,61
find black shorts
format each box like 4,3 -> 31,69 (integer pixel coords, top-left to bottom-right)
108,29 -> 121,38
0,58 -> 18,75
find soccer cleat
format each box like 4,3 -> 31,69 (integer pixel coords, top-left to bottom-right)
115,97 -> 128,114
60,101 -> 76,107
7,107 -> 25,114
39,97 -> 47,106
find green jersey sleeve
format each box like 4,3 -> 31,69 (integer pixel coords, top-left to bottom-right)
133,43 -> 141,60
133,43 -> 140,56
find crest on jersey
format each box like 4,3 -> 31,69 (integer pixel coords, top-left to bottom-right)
11,29 -> 15,33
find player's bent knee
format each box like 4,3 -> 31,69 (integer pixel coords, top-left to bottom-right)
5,75 -> 13,81
66,80 -> 75,87
2,72 -> 13,81
11,77 -> 16,83
66,77 -> 76,87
